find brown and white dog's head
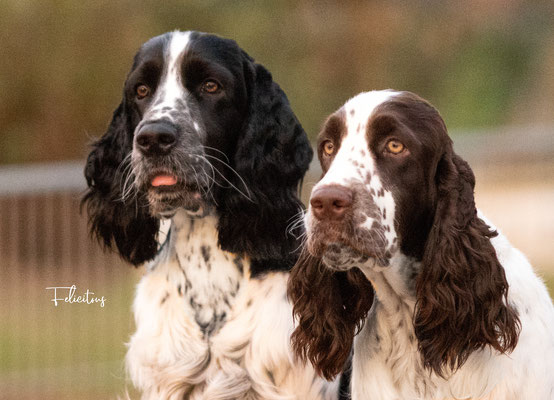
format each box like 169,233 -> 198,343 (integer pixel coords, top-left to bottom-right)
289,90 -> 519,380
306,90 -> 446,269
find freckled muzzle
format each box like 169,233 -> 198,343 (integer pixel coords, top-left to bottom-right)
306,180 -> 393,268
130,115 -> 214,217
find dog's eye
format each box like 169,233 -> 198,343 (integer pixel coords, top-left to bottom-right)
202,80 -> 220,94
136,84 -> 150,99
385,139 -> 405,154
322,140 -> 335,156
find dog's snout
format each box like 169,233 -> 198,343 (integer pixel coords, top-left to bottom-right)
310,185 -> 353,221
136,122 -> 177,155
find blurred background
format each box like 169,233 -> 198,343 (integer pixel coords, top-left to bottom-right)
1,0 -> 553,398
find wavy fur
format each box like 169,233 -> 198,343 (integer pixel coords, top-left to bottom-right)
288,249 -> 374,380
414,151 -> 520,376
287,91 -> 546,399
83,102 -> 160,265
217,57 -> 312,269
82,36 -> 312,271
82,31 -> 343,399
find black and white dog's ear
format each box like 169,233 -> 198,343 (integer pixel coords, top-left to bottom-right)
217,55 -> 313,265
82,102 -> 159,266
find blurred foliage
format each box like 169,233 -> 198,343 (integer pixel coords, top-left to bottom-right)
1,0 -> 553,164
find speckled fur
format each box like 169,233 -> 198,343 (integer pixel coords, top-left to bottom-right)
292,91 -> 554,400
84,30 -> 336,399
127,211 -> 339,400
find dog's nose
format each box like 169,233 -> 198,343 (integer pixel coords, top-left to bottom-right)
135,122 -> 177,155
310,185 -> 353,221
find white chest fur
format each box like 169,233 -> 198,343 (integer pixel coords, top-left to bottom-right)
173,214 -> 245,336
351,235 -> 554,400
126,211 -> 338,400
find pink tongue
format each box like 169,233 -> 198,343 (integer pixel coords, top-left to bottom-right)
151,175 -> 177,187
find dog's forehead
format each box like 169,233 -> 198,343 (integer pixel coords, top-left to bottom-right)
316,92 -> 396,187
130,31 -> 188,73
186,33 -> 243,63
136,31 -> 244,84
331,91 -> 400,160
135,31 -> 210,66
136,34 -> 168,60
166,31 -> 194,62
318,91 -> 399,149
343,90 -> 400,136
132,31 -> 243,86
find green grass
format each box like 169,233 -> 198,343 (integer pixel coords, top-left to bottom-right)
0,274 -> 139,399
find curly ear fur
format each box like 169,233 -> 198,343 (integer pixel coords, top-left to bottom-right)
82,102 -> 159,265
217,56 -> 313,268
288,249 -> 374,380
414,150 -> 520,377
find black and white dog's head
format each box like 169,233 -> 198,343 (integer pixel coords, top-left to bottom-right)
83,31 -> 312,266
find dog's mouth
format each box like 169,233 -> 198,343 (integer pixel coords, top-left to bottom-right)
307,222 -> 388,270
151,174 -> 178,188
147,171 -> 199,193
146,171 -> 209,217
318,242 -> 375,271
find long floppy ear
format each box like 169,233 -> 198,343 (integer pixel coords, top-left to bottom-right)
288,249 -> 374,380
414,149 -> 520,376
216,57 -> 313,267
82,102 -> 159,265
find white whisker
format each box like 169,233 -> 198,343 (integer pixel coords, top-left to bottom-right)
118,153 -> 138,203
200,154 -> 252,201
201,145 -> 231,164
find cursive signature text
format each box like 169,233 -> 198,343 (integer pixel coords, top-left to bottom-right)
46,285 -> 106,307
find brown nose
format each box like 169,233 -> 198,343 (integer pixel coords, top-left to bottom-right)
310,185 -> 353,221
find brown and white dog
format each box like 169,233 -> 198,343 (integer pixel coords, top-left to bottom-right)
288,90 -> 554,399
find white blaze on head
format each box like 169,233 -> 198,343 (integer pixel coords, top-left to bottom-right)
315,90 -> 400,189
308,90 -> 401,254
147,31 -> 192,120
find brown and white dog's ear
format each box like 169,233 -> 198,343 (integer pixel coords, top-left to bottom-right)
414,147 -> 520,377
288,249 -> 374,380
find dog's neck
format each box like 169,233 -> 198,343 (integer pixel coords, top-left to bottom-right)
353,254 -> 432,395
154,210 -> 250,336
359,255 -> 419,358
359,252 -> 419,309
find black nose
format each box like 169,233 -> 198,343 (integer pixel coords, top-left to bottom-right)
135,122 -> 177,155
310,185 -> 353,221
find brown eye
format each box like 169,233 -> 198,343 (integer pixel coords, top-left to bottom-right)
385,139 -> 405,154
322,140 -> 335,156
202,80 -> 220,93
136,84 -> 150,99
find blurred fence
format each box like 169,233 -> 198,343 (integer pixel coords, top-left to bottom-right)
0,126 -> 553,399
453,124 -> 554,275
0,162 -> 138,400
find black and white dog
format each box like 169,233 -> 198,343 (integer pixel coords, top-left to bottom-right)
83,31 -> 340,399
